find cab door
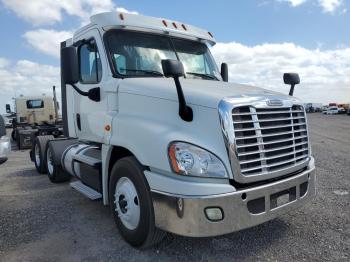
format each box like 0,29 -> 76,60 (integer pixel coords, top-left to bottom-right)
73,29 -> 108,142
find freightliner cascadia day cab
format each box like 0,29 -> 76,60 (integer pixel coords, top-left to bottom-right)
31,12 -> 316,248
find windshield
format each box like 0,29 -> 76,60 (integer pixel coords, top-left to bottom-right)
26,100 -> 44,109
105,30 -> 221,80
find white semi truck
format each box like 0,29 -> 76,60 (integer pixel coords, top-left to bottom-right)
31,12 -> 316,248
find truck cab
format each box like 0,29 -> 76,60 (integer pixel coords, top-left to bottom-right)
8,93 -> 63,149
34,12 -> 316,248
13,96 -> 56,125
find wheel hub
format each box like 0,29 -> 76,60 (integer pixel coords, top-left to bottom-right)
114,177 -> 140,230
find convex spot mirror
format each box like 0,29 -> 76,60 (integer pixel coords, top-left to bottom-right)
161,59 -> 185,78
283,73 -> 300,96
283,73 -> 300,86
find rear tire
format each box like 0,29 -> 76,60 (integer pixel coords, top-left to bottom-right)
11,129 -> 16,141
46,141 -> 71,183
33,135 -> 54,174
109,156 -> 165,248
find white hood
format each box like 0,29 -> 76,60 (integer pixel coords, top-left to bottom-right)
118,78 -> 296,109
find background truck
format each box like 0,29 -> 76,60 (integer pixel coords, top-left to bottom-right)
31,12 -> 316,248
6,86 -> 63,149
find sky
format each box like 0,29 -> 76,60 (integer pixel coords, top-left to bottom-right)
0,0 -> 349,113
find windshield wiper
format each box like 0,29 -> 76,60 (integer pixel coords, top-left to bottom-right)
186,72 -> 219,80
120,68 -> 164,76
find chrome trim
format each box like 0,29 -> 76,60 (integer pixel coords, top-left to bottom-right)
152,165 -> 316,237
218,95 -> 311,183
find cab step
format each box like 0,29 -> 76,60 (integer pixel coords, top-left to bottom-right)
70,181 -> 102,200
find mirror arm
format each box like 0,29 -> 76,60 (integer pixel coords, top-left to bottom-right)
174,77 -> 193,122
70,84 -> 100,102
289,84 -> 295,96
71,83 -> 88,96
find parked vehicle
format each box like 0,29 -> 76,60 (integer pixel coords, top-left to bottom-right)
338,107 -> 346,114
1,113 -> 15,128
0,115 -> 11,164
31,12 -> 316,248
6,86 -> 63,149
326,106 -> 339,115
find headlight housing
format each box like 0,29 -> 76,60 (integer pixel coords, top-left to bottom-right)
168,142 -> 228,178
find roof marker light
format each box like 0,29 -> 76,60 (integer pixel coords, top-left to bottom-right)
208,31 -> 213,38
162,20 -> 168,27
119,13 -> 124,20
181,24 -> 187,31
172,22 -> 178,29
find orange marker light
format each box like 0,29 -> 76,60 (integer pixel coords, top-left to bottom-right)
169,144 -> 180,173
119,13 -> 124,20
208,31 -> 213,38
105,125 -> 111,132
181,24 -> 187,31
172,22 -> 178,29
162,20 -> 168,27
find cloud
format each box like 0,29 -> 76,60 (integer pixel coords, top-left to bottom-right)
0,0 -> 136,26
276,0 -> 344,13
279,0 -> 307,7
0,58 -> 60,113
116,7 -> 139,15
23,29 -> 73,58
211,42 -> 350,103
318,0 -> 343,13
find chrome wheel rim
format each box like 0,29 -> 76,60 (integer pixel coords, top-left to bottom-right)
114,177 -> 140,230
35,143 -> 40,167
47,148 -> 54,175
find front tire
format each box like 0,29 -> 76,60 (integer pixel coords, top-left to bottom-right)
109,157 -> 165,248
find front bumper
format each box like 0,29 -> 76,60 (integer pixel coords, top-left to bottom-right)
151,164 -> 316,237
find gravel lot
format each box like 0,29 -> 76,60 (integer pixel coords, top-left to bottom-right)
0,113 -> 349,262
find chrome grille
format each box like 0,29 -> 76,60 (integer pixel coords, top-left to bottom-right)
232,105 -> 309,177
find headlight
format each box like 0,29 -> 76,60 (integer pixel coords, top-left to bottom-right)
168,142 -> 228,178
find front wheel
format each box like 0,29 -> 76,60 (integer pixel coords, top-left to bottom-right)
109,157 -> 165,248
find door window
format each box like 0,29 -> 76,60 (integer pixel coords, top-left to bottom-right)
79,42 -> 102,83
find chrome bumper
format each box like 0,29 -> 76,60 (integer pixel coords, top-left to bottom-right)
151,166 -> 316,237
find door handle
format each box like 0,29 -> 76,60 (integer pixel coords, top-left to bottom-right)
76,113 -> 81,130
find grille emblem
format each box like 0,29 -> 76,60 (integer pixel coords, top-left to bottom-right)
267,99 -> 283,106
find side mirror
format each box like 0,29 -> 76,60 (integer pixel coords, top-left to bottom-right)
162,59 -> 192,122
283,73 -> 300,96
61,46 -> 79,85
221,63 -> 228,82
5,104 -> 11,113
